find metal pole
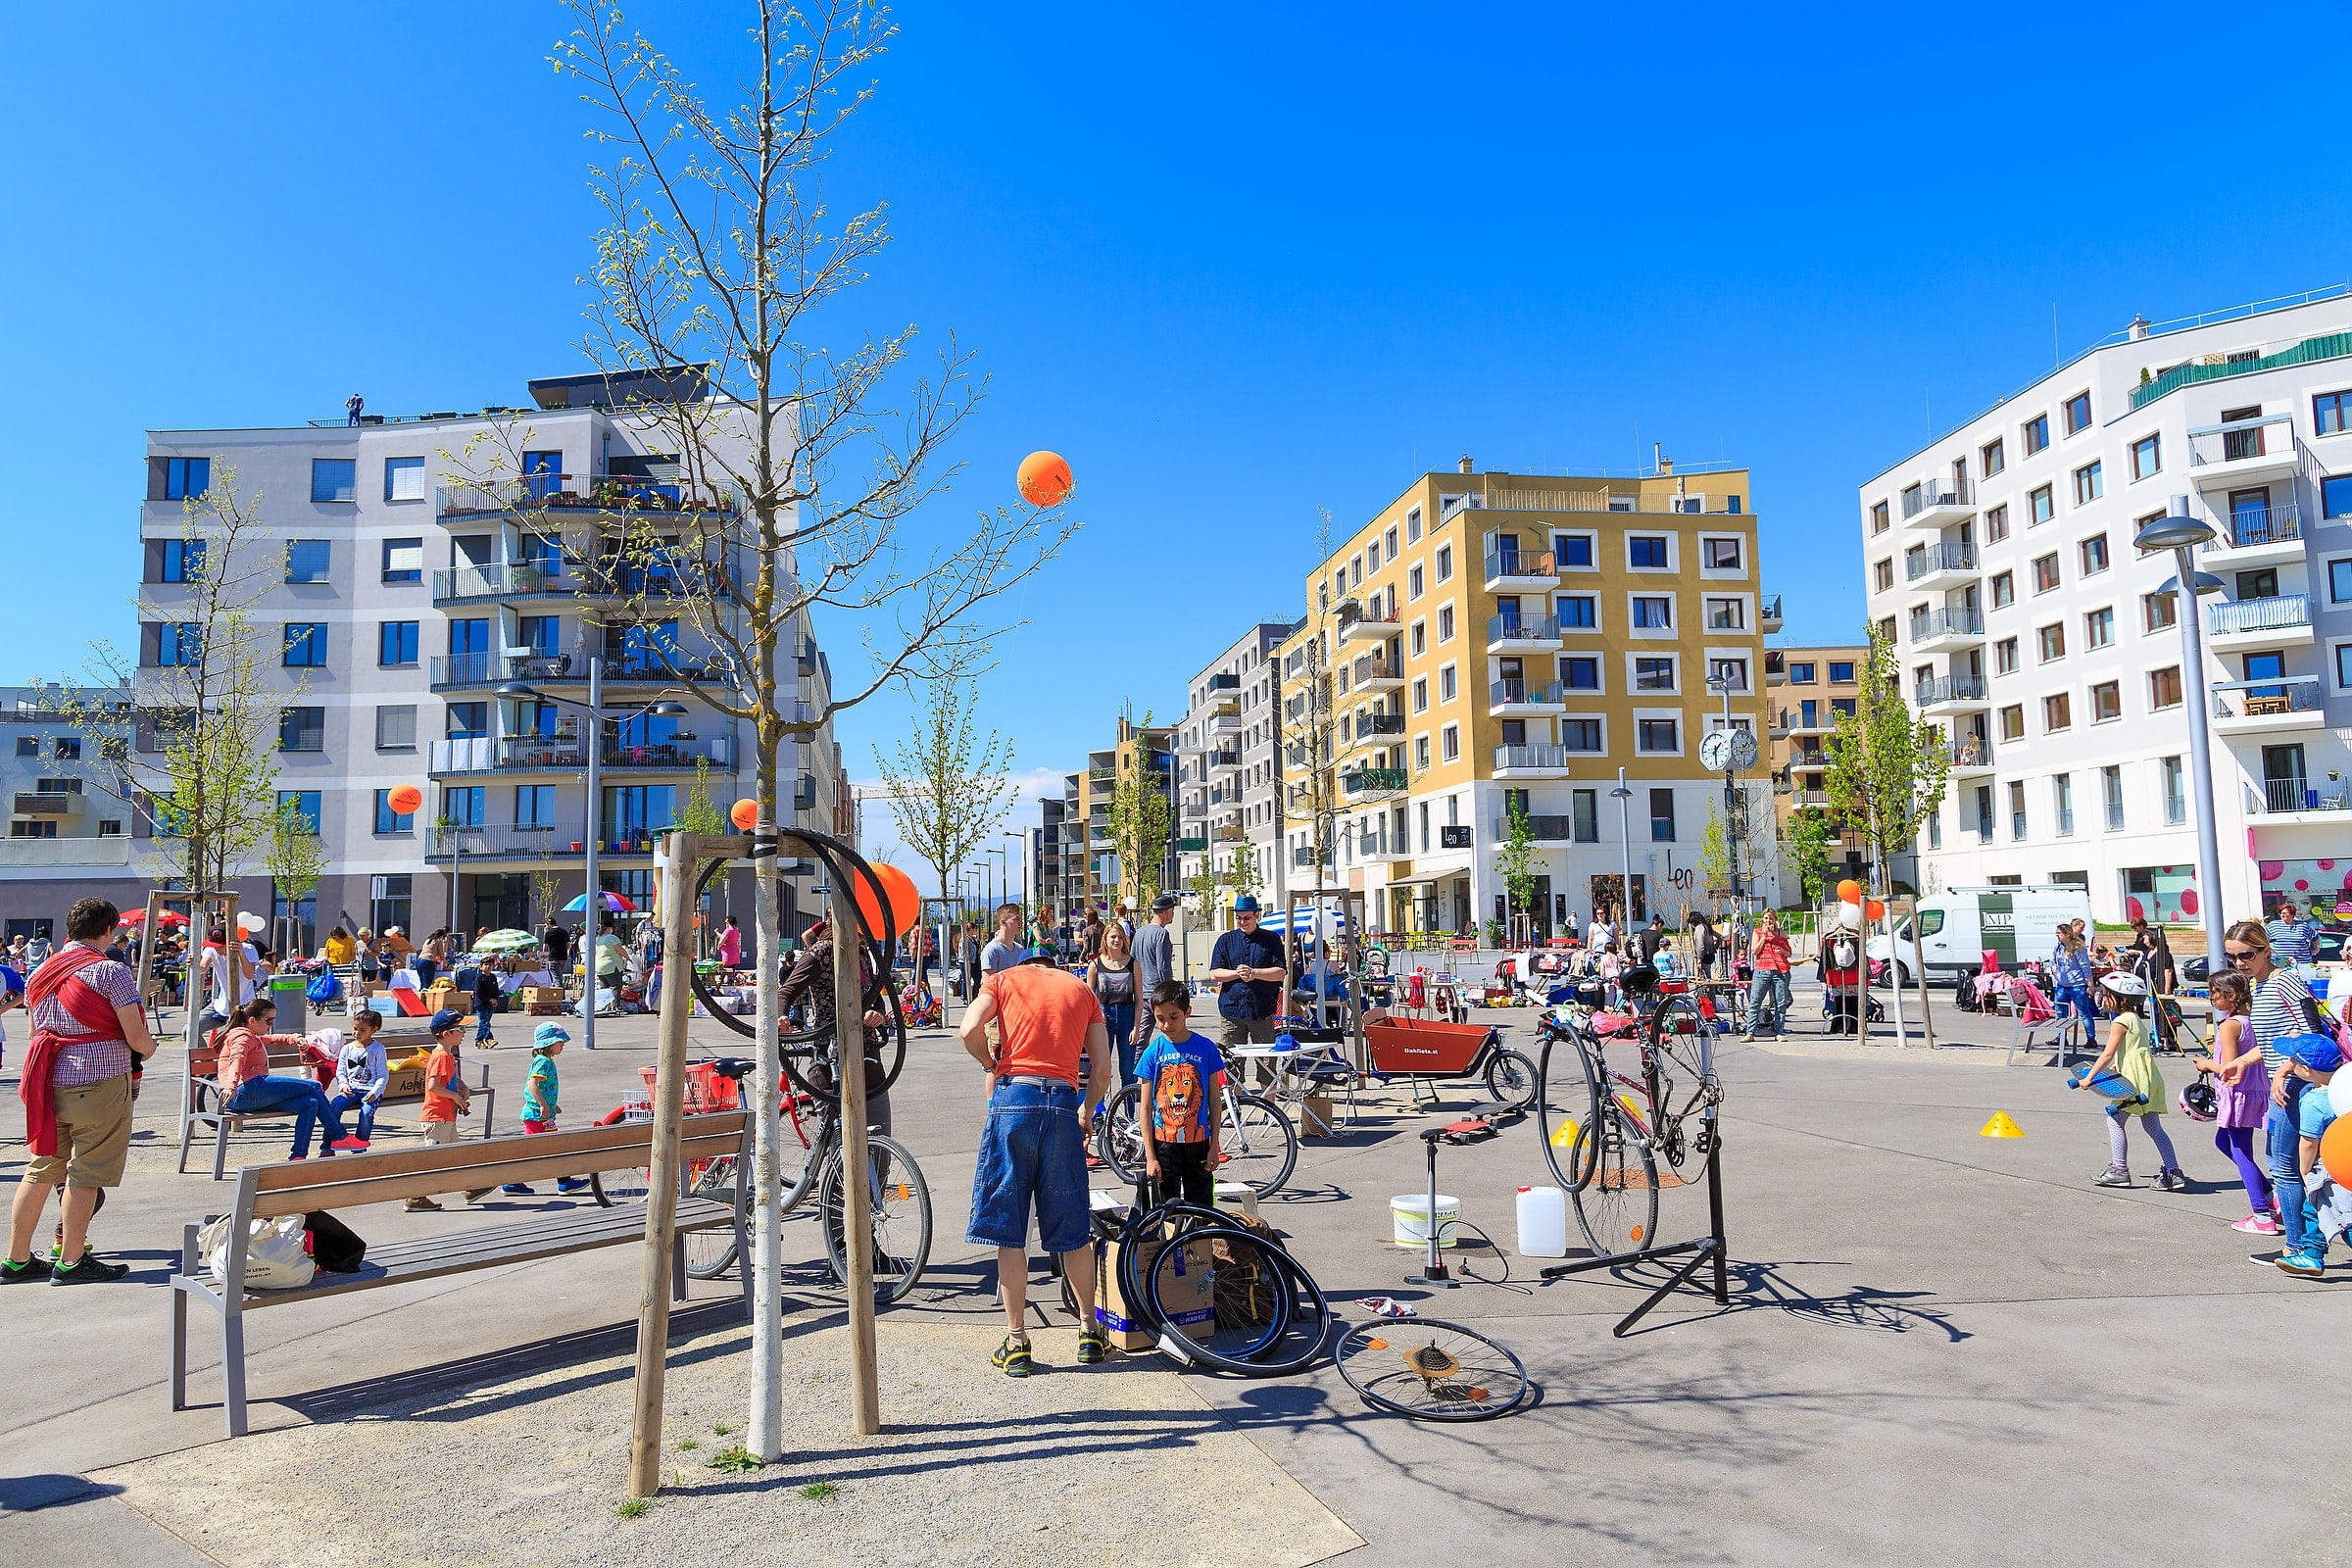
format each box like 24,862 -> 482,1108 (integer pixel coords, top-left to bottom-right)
2174,540 -> 2230,969
626,828 -> 698,1497
582,655 -> 602,1050
1615,766 -> 1634,928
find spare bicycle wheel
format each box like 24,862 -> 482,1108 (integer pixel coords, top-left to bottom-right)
1335,1319 -> 1530,1420
1144,1226 -> 1294,1372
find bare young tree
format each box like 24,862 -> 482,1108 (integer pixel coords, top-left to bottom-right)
1104,712 -> 1172,914
872,672 -> 1014,905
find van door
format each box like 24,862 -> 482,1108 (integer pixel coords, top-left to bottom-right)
1914,905 -> 1953,970
1976,890 -> 2021,968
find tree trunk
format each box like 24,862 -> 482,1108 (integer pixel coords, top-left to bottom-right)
747,794 -> 786,1461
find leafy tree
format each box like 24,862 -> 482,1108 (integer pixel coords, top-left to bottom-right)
873,673 -> 1015,906
1222,835 -> 1263,906
1782,807 -> 1838,906
1495,801 -> 1540,943
1824,625 -> 1950,896
265,795 -> 325,937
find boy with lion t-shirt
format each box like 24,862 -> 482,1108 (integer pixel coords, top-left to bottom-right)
1134,980 -> 1224,1207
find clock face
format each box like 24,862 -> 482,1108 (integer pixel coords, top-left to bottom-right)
1701,729 -> 1758,772
1728,728 -> 1759,769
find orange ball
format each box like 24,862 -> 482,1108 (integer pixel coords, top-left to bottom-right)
387,784 -> 423,815
1836,879 -> 1862,905
2322,1115 -> 2352,1189
1864,898 -> 1886,921
729,798 -> 760,831
1017,450 -> 1073,508
851,862 -> 923,940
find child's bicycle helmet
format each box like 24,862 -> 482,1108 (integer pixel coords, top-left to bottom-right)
2179,1072 -> 2218,1123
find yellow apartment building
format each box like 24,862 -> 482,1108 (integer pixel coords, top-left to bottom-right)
1280,459 -> 1780,939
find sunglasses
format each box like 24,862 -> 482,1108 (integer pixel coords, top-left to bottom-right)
2225,948 -> 2265,963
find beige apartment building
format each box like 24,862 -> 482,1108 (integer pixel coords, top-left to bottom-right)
1281,459 -> 1779,939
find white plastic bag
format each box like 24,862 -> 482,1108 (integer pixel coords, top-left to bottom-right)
200,1214 -> 318,1292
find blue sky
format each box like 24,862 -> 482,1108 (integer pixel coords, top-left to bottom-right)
7,2 -> 2351,879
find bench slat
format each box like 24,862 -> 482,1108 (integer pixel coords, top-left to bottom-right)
250,1124 -> 746,1219
342,1199 -> 734,1272
252,1112 -> 746,1192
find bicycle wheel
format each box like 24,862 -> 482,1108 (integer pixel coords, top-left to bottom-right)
1568,1098 -> 1658,1258
1143,1226 -> 1293,1371
1483,1048 -> 1537,1109
591,1161 -> 653,1206
682,1154 -> 744,1279
1096,1082 -> 1148,1185
1535,1028 -> 1598,1193
1220,1092 -> 1298,1197
1645,995 -> 1716,1170
819,1135 -> 933,1304
1335,1319 -> 1530,1421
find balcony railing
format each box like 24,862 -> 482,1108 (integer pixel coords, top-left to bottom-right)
1484,548 -> 1556,582
2133,330 -> 2352,410
1912,608 -> 1984,641
1291,845 -> 1325,868
1208,749 -> 1241,768
1351,655 -> 1402,685
1493,814 -> 1583,842
2213,679 -> 2325,721
1950,735 -> 1991,768
2055,806 -> 2075,837
1972,821 -> 1994,845
1918,675 -> 1988,706
2186,414 -> 2293,468
2253,777 -> 2350,814
1486,614 -> 1561,646
429,733 -> 735,774
2208,593 -> 2312,637
2011,810 -> 2028,841
1900,476 -> 1970,517
1491,679 -> 1565,708
0,835 -> 131,868
1790,789 -> 1829,807
438,472 -> 738,518
428,822 -> 605,860
2205,503 -> 2304,553
13,791 -> 77,815
1205,672 -> 1240,692
1494,744 -> 1570,771
1342,767 -> 1409,797
1355,712 -> 1405,737
2105,803 -> 2126,832
1906,543 -> 1978,581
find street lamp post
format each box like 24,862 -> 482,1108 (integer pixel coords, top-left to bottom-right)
1610,767 -> 1635,930
497,659 -> 688,1052
1705,671 -> 1743,914
2135,497 -> 2229,968
1003,830 -> 1026,924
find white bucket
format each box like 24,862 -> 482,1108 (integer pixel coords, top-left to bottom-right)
1391,1194 -> 1462,1248
1515,1185 -> 1569,1257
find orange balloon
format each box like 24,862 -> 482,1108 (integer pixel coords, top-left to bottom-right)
1836,879 -> 1863,905
387,784 -> 423,815
852,862 -> 922,939
729,798 -> 760,831
1865,899 -> 1886,921
2322,1116 -> 2352,1189
1017,450 -> 1073,508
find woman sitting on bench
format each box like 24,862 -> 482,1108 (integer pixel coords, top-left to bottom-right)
216,998 -> 362,1161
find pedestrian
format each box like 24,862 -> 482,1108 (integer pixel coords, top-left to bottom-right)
503,1023 -> 593,1197
217,996 -> 356,1160
2125,915 -> 2176,995
1587,906 -> 1615,953
2267,898 -> 2321,977
412,928 -> 440,991
0,955 -> 22,1073
2049,922 -> 2096,1032
593,916 -> 626,997
1078,908 -> 1105,964
1113,902 -> 1135,947
326,1011 -> 389,1152
1742,911 -> 1793,1039
1209,895 -> 1287,1053
405,1009 -> 493,1210
1691,911 -> 1721,980
1086,919 -> 1143,1084
1133,893 -> 1178,1009
956,945 -> 1112,1376
3,898 -> 161,1285
1639,913 -> 1667,964
1136,978 -> 1223,1207
981,903 -> 1028,977
960,921 -> 984,1001
2224,920 -> 2328,1268
542,917 -> 571,976
345,391 -> 365,425
471,959 -> 502,1045
26,930 -> 53,967
2075,972 -> 2182,1190
322,925 -> 356,966
780,920 -> 893,1142
718,914 -> 743,969
1030,906 -> 1056,954
2192,972 -> 2277,1234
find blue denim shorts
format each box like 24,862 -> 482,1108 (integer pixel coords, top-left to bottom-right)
967,1079 -> 1090,1254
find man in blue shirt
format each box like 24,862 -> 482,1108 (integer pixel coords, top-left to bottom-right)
1208,895 -> 1288,1051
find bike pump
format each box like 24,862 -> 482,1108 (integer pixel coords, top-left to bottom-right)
1404,1127 -> 1458,1289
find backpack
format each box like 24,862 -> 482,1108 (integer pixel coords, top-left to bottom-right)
304,1210 -> 368,1273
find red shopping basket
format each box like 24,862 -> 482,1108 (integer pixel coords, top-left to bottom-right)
638,1062 -> 744,1115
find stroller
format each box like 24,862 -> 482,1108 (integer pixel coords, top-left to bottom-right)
1819,928 -> 1886,1036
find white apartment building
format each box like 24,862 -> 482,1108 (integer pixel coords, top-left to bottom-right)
1859,288 -> 2352,925
136,369 -> 842,946
1175,621 -> 1294,908
0,685 -> 144,939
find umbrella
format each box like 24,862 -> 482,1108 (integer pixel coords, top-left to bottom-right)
472,928 -> 538,955
564,891 -> 638,913
122,908 -> 189,928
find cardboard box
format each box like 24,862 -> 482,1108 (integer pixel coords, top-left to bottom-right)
1297,1093 -> 1337,1137
1095,1232 -> 1212,1351
383,1065 -> 425,1101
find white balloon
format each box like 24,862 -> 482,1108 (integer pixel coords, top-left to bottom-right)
2331,1074 -> 2352,1121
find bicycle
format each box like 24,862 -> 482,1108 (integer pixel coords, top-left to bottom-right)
1095,1062 -> 1298,1197
1065,1198 -> 1329,1376
1532,965 -> 1720,1257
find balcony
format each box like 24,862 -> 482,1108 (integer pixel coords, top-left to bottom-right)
429,557 -> 724,606
429,651 -> 720,692
1949,735 -> 1994,777
1486,614 -> 1563,653
2132,327 -> 2352,411
1483,548 -> 1557,592
0,835 -> 130,869
1351,655 -> 1405,692
1760,595 -> 1783,635
2212,676 -> 2327,736
1205,672 -> 1240,693
1337,609 -> 1398,646
1905,543 -> 1979,591
1765,651 -> 1788,686
1175,836 -> 1208,853
433,563 -> 567,604
1341,767 -> 1409,802
1917,675 -> 1988,713
1214,823 -> 1247,844
1909,607 -> 1985,652
2246,775 -> 2352,824
1493,743 -> 1571,779
2186,415 -> 2300,492
2207,593 -> 2313,652
2201,503 -> 2306,570
1493,814 -> 1582,843
1206,705 -> 1241,735
438,472 -> 737,519
12,790 -> 78,815
1490,679 -> 1567,717
1777,706 -> 1829,735
1901,476 -> 1973,530
426,823 -> 622,862
1789,788 -> 1830,808
1357,835 -> 1411,864
428,733 -> 736,775
1352,711 -> 1405,739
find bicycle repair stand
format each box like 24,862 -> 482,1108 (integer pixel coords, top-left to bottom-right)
1403,1128 -> 1460,1290
1540,1039 -> 1732,1337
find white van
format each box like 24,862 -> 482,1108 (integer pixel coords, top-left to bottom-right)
1867,885 -> 2095,983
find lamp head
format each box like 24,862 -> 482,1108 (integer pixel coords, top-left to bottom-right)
647,700 -> 690,718
2132,495 -> 2216,553
494,681 -> 539,700
2158,570 -> 2226,598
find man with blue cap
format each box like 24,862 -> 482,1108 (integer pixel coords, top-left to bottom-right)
1209,895 -> 1288,1054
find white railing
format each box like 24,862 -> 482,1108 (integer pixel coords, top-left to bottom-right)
1901,475 -> 1970,517
0,836 -> 132,868
1494,744 -> 1570,770
2213,679 -> 2325,720
2209,594 -> 2312,636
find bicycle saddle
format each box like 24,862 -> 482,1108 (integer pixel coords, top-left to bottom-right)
1619,964 -> 1660,999
705,1056 -> 756,1080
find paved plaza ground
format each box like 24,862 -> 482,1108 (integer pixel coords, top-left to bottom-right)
3,984 -> 2344,1565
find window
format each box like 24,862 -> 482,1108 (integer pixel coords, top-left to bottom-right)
1702,537 -> 1742,569
1982,437 -> 2005,478
446,703 -> 489,741
1365,542 -> 1379,572
2330,560 -> 2352,604
1999,704 -> 2026,742
2084,607 -> 2114,649
442,785 -> 485,829
1556,533 -> 1594,567
10,736 -> 28,757
2023,414 -> 2050,456
2131,434 -> 2161,480
1411,677 -> 1428,713
282,622 -> 326,667
1876,558 -> 1899,592
2149,666 -> 2181,709
375,705 -> 416,751
1408,620 -> 1427,659
1558,594 -> 1596,628
2042,692 -> 2072,732
1563,657 -> 1600,690
2089,680 -> 2122,723
2339,645 -> 2352,688
1984,503 -> 2009,543
2142,590 -> 2178,631
382,538 -> 423,583
275,790 -> 321,834
2036,623 -> 2066,662
1704,597 -> 1745,630
379,621 -> 418,666
1385,525 -> 1398,559
1635,657 -> 1677,692
1636,716 -> 1679,754
278,706 -> 325,752
2032,553 -> 2061,594
1709,657 -> 1749,692
1629,536 -> 1668,569
1561,718 -> 1602,752
1831,697 -> 1857,719
1990,571 -> 2014,609
1994,637 -> 2019,674
1414,735 -> 1431,770
1406,507 -> 1422,543
1828,661 -> 1855,683
1437,606 -> 1454,642
2101,765 -> 2125,831
374,789 -> 416,835
2073,462 -> 2102,506
2079,533 -> 2109,575
1788,662 -> 1815,683
147,538 -> 206,583
1407,564 -> 1424,601
276,538 -> 331,585
311,458 -> 357,503
2318,391 -> 2352,436
1632,596 -> 1673,628
384,456 -> 426,503
147,455 -> 212,501
1871,501 -> 1889,534
11,820 -> 56,840
2053,773 -> 2076,836
1441,724 -> 1459,762
2063,391 -> 2092,435
2029,484 -> 2054,525
147,622 -> 202,666
1439,664 -> 1456,703
1435,545 -> 1452,582
2161,757 -> 2186,824
1648,788 -> 1677,843
2327,475 -> 2352,519
1876,615 -> 1896,646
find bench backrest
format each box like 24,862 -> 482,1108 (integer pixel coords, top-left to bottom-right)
188,1039 -> 310,1083
244,1110 -> 749,1219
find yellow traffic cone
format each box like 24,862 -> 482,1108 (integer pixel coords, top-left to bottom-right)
1980,1110 -> 2024,1139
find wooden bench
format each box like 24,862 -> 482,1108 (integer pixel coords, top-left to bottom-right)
178,1039 -> 496,1180
171,1111 -> 750,1437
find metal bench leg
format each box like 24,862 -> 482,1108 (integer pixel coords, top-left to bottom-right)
671,1232 -> 686,1302
170,1286 -> 188,1411
221,1310 -> 248,1438
176,1115 -> 195,1174
213,1120 -> 232,1182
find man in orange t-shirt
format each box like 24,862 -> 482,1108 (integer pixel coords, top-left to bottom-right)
958,949 -> 1111,1376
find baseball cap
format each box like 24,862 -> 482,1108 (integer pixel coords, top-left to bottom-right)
534,1022 -> 572,1049
1151,893 -> 1180,913
1021,945 -> 1059,965
427,1007 -> 467,1036
2278,1032 -> 2344,1073
1233,894 -> 1260,913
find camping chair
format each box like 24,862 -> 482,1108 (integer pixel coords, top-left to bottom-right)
2003,976 -> 2082,1066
